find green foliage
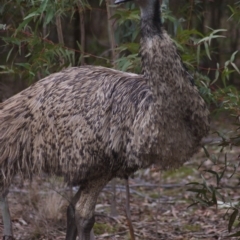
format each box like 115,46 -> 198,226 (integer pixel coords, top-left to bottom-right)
1,0 -> 239,91
93,222 -> 117,234
228,2 -> 240,25
114,3 -> 239,108
0,0 -> 92,82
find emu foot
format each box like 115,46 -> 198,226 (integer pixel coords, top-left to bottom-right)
76,215 -> 95,240
65,204 -> 77,240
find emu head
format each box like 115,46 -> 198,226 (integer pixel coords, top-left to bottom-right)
115,0 -> 160,19
115,0 -> 157,7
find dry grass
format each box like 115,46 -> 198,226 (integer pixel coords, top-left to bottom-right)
39,192 -> 66,221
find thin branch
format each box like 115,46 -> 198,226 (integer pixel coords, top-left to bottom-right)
110,178 -> 118,217
77,2 -> 86,65
187,0 -> 194,30
125,178 -> 135,240
106,0 -> 117,67
155,171 -> 162,238
56,15 -> 65,65
56,15 -> 64,45
106,0 -> 119,217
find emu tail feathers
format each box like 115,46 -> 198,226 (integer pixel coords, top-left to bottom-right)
0,95 -> 33,191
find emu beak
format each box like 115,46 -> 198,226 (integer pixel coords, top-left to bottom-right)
115,0 -> 132,4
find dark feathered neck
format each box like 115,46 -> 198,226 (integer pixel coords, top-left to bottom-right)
140,0 -> 162,37
139,1 -> 172,94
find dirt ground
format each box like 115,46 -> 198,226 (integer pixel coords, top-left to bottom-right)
1,117 -> 240,240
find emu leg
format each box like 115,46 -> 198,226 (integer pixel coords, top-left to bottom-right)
0,191 -> 13,240
66,203 -> 77,240
65,187 -> 82,240
75,178 -> 110,240
75,215 -> 95,240
65,186 -> 96,240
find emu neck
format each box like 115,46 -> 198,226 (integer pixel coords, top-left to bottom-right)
139,0 -> 162,37
140,0 -> 181,96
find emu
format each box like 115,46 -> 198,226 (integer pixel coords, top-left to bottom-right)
0,0 -> 210,239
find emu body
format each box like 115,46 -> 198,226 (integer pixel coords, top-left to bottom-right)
0,0 -> 209,239
0,64 -> 206,188
0,67 -> 151,187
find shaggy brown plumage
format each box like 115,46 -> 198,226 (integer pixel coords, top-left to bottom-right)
0,67 -> 153,187
0,59 -> 208,189
0,0 -> 210,239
